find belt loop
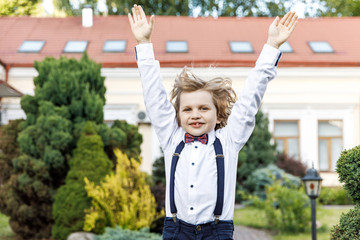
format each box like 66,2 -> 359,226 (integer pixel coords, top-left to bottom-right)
214,215 -> 220,224
172,213 -> 177,223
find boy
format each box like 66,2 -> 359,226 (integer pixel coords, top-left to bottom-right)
128,5 -> 297,240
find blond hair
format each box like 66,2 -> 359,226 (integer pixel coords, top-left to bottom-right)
170,67 -> 237,130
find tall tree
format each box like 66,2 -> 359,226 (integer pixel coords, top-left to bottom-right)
53,0 -> 190,16
0,0 -> 44,16
192,0 -> 297,17
318,0 -> 360,16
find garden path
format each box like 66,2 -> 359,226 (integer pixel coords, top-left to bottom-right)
234,225 -> 273,240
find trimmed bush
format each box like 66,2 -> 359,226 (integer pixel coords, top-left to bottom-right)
95,226 -> 161,240
336,145 -> 360,203
330,205 -> 360,239
84,149 -> 156,233
318,187 -> 353,205
243,164 -> 301,200
52,122 -> 113,240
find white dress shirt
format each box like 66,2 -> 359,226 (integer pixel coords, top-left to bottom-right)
136,43 -> 281,225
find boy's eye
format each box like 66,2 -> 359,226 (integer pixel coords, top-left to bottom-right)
201,107 -> 209,111
183,108 -> 191,112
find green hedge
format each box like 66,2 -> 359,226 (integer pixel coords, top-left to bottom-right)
318,187 -> 353,205
95,226 -> 161,240
330,205 -> 360,239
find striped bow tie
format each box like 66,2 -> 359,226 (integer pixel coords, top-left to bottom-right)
184,133 -> 208,144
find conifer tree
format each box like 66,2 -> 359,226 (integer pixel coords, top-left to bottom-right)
0,54 -> 106,238
52,122 -> 113,240
84,149 -> 156,233
237,110 -> 277,200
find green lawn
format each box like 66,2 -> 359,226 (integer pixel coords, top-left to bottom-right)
234,205 -> 354,240
0,213 -> 15,240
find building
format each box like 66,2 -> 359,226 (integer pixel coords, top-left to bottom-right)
1,14 -> 360,186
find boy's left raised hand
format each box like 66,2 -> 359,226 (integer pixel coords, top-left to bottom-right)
267,11 -> 298,49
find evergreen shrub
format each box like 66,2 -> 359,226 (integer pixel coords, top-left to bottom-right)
237,110 -> 277,201
335,145 -> 360,203
330,145 -> 360,239
243,164 -> 301,200
330,205 -> 360,239
52,122 -> 113,240
95,226 -> 161,240
84,150 -> 156,233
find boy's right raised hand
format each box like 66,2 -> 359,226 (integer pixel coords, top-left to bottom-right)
128,5 -> 155,44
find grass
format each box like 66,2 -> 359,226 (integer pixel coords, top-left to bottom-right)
233,205 -> 354,240
0,213 -> 15,240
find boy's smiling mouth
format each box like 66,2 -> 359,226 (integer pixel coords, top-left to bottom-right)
190,122 -> 204,128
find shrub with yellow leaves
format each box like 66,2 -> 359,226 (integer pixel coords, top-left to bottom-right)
84,149 -> 156,233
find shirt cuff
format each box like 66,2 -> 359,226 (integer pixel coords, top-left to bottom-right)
257,44 -> 282,67
135,43 -> 155,62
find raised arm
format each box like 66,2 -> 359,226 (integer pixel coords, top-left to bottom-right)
223,12 -> 298,151
266,11 -> 298,49
128,5 -> 155,44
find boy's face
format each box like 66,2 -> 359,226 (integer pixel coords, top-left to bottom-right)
179,90 -> 220,136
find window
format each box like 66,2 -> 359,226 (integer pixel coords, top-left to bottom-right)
18,40 -> 45,53
279,41 -> 293,53
308,41 -> 334,53
103,40 -> 126,52
166,41 -> 188,53
274,120 -> 299,159
64,41 -> 88,53
229,41 -> 253,53
318,120 -> 343,172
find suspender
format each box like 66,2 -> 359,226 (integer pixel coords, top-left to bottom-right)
169,137 -> 225,224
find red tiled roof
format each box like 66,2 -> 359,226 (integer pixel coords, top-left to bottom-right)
0,15 -> 360,68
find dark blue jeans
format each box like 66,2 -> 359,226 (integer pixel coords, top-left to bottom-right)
163,217 -> 234,240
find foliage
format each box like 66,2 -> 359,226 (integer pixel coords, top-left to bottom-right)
0,0 -> 44,16
192,0 -> 302,17
276,152 -> 307,178
336,145 -> 360,203
237,110 -> 277,201
52,122 -> 113,240
252,180 -> 310,234
152,150 -> 165,185
330,205 -> 360,239
318,187 -> 353,205
84,150 -> 156,234
243,164 -> 301,200
318,0 -> 360,16
53,0 -> 190,16
0,53 -> 107,239
95,226 -> 162,240
0,120 -> 23,184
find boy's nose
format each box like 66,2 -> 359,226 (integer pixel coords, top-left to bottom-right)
191,110 -> 200,119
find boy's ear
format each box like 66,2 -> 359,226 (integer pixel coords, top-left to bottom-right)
216,118 -> 221,124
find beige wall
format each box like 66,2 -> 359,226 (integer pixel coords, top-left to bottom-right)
3,66 -> 360,186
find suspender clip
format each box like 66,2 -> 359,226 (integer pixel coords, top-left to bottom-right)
172,213 -> 177,223
216,154 -> 224,158
214,215 -> 220,224
173,153 -> 180,157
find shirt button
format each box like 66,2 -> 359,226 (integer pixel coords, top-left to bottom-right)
190,185 -> 194,188
190,207 -> 194,210
192,162 -> 195,166
195,146 -> 198,149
